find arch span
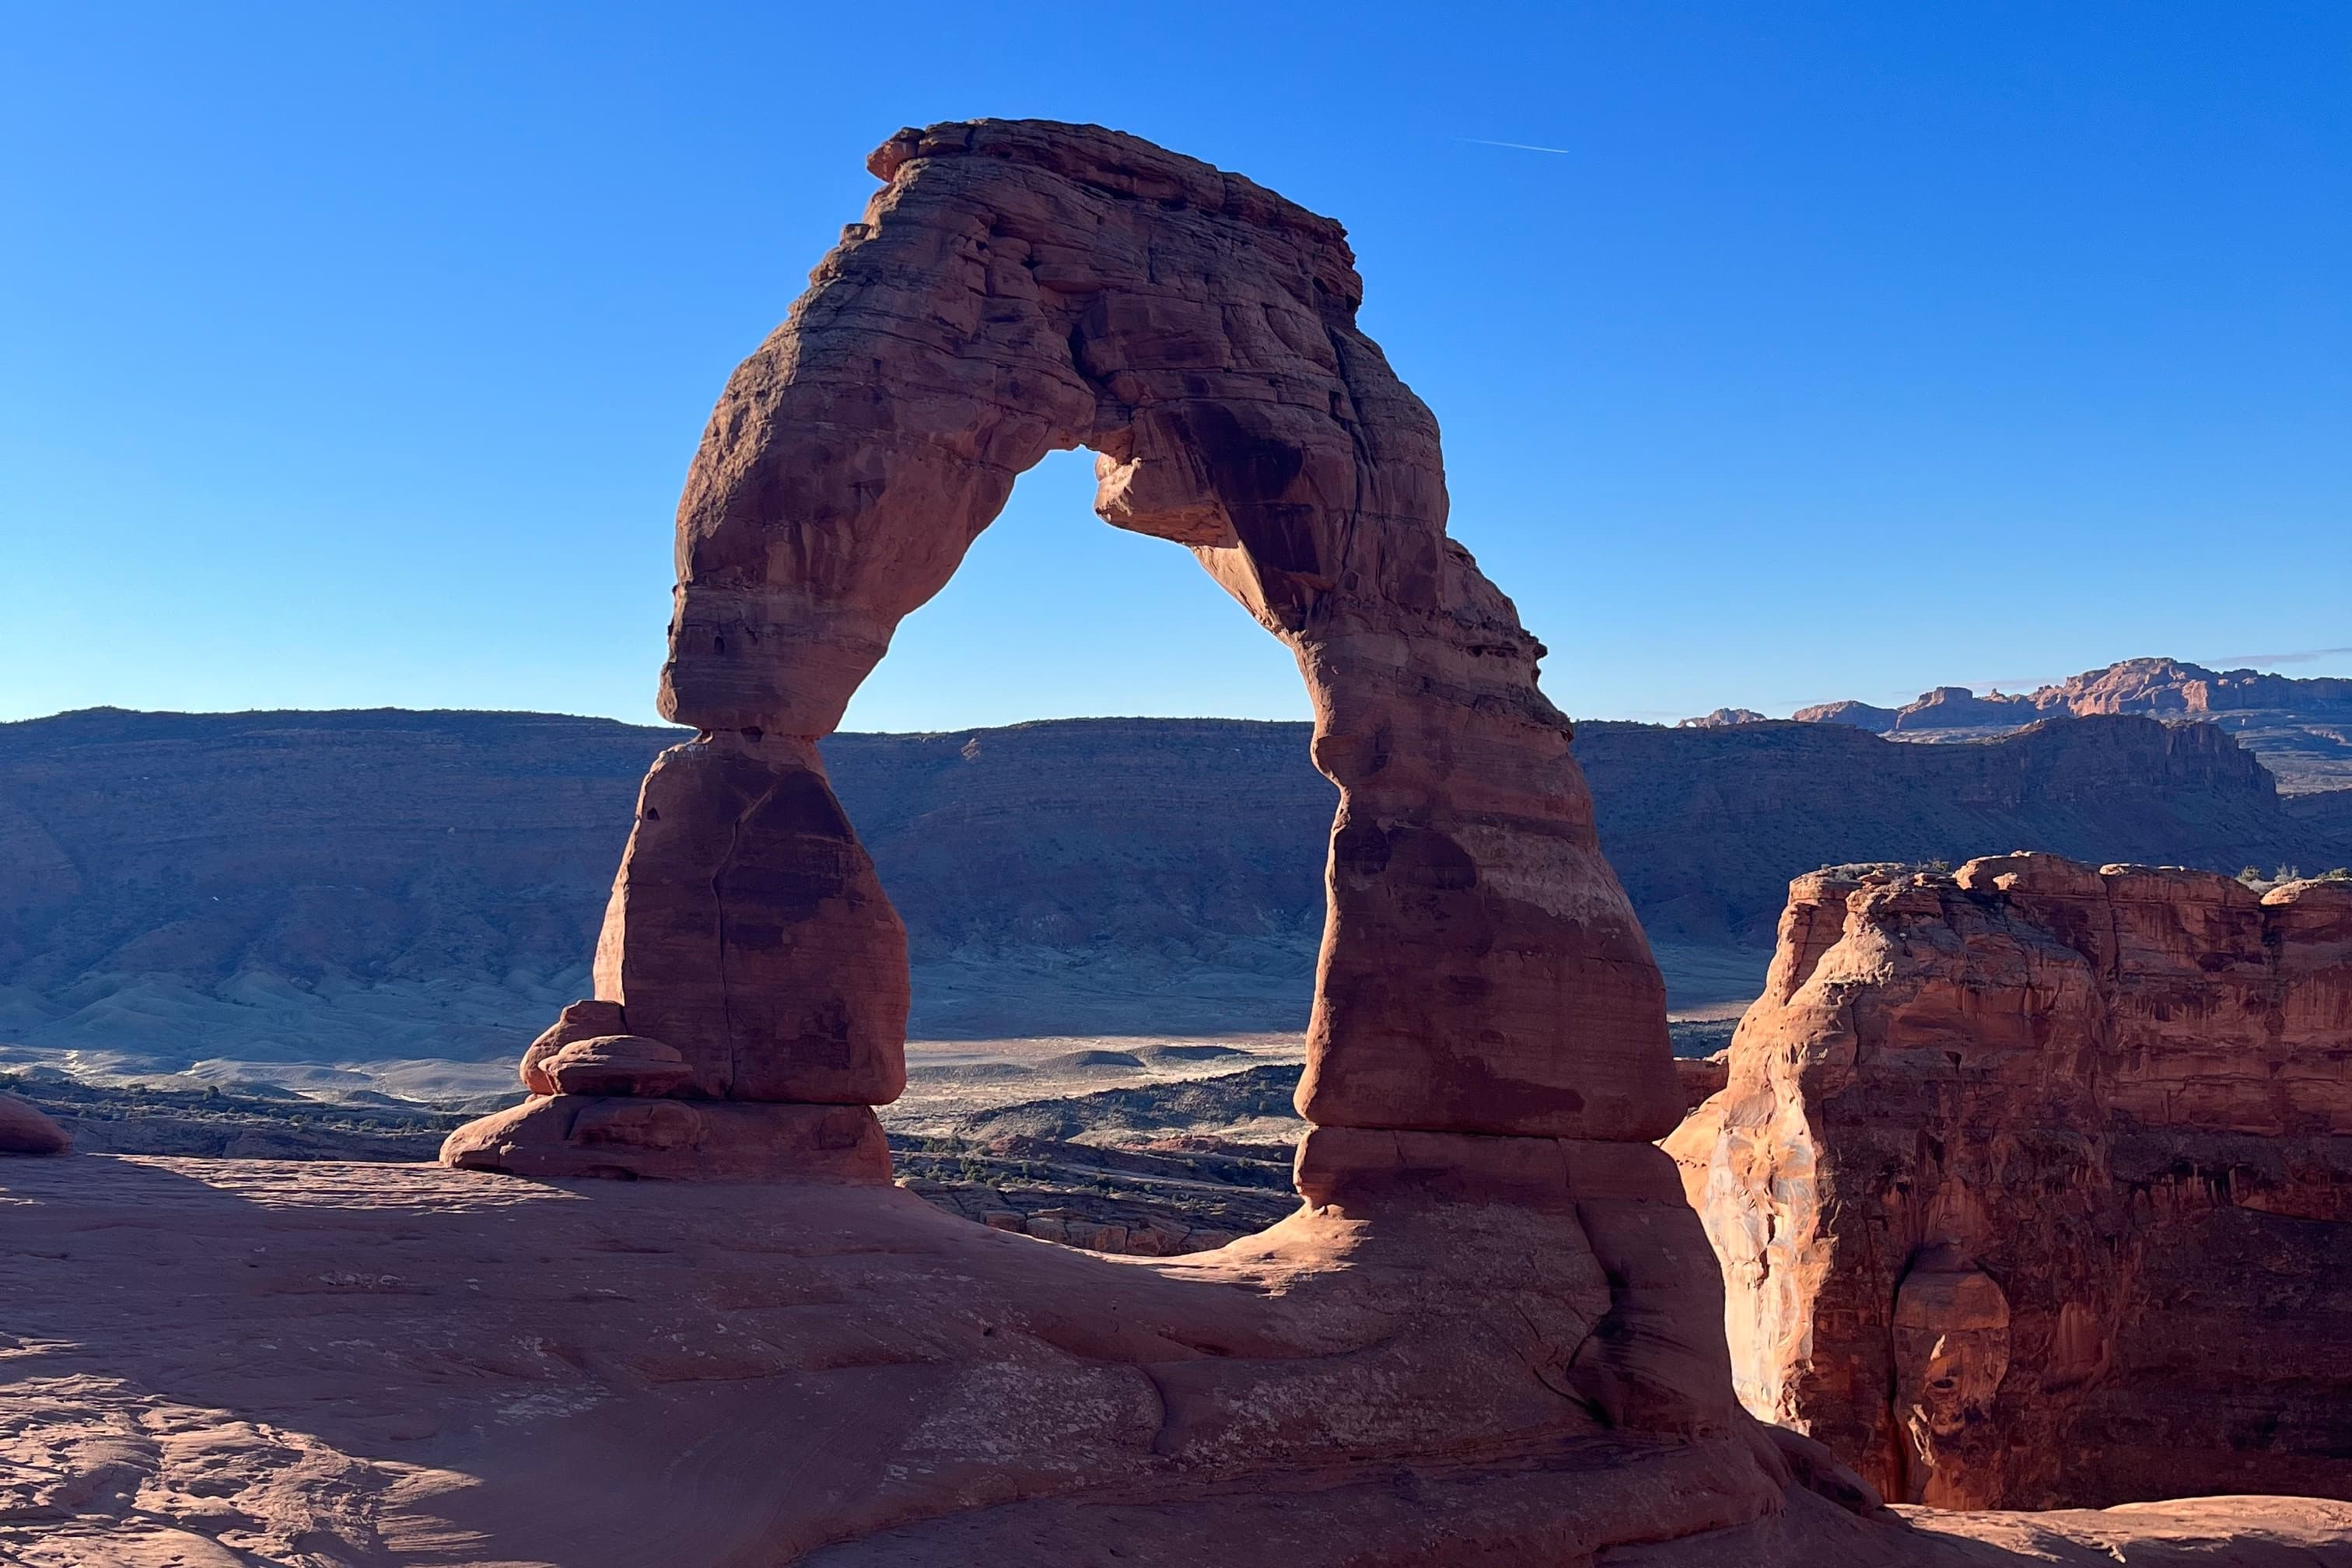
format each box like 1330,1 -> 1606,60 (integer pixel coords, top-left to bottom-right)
447,119 -> 1678,1180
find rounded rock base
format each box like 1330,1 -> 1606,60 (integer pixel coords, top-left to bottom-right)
1,1092 -> 71,1155
439,1094 -> 890,1182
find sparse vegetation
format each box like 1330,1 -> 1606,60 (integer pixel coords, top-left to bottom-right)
1818,858 -> 1952,880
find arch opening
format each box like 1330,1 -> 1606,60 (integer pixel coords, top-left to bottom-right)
827,443 -> 1328,1046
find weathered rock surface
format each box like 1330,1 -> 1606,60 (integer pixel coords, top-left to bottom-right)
440,1094 -> 891,1183
0,1090 -> 68,1153
7,1155 -> 2352,1566
537,1034 -> 691,1097
1668,853 -> 2352,1509
447,114 -> 1680,1178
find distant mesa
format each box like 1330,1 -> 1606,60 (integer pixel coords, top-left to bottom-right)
1675,707 -> 1769,728
1793,656 -> 2352,792
1790,698 -> 1903,730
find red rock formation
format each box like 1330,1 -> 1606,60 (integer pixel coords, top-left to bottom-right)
2039,656 -> 2352,719
1791,698 -> 1900,729
394,121 -> 2352,1563
1791,658 -> 2352,792
0,1091 -> 68,1154
1668,854 -> 2352,1509
444,115 -> 1676,1179
10,1154 -> 2352,1565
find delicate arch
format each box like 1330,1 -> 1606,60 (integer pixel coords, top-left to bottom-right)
458,119 -> 1680,1180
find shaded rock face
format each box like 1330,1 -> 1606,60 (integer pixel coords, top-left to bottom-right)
20,1157 -> 2352,1567
446,117 -> 1677,1179
0,1090 -> 68,1154
14,708 -> 2344,1066
1667,853 -> 2352,1509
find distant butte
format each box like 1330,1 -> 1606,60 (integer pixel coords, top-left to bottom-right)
1790,656 -> 2352,793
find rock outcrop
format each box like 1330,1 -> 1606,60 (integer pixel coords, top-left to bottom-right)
10,1154 -> 2352,1566
1668,853 -> 2352,1509
1794,656 -> 2352,792
444,115 -> 1678,1180
0,1090 -> 68,1154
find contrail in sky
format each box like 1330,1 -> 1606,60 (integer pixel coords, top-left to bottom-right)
1454,137 -> 1577,156
2210,646 -> 2352,667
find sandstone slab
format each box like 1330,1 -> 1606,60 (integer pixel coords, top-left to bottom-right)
5,1155 -> 2349,1566
439,1094 -> 890,1183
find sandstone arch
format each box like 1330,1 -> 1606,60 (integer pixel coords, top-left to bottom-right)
376,121 -> 2352,1563
445,118 -> 1678,1180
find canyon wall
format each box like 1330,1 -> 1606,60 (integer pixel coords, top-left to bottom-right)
1668,854 -> 2352,1507
4,708 -> 2346,1062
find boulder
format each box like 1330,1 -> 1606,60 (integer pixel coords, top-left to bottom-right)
541,1034 -> 691,1097
0,1091 -> 68,1154
520,997 -> 628,1096
439,1095 -> 890,1184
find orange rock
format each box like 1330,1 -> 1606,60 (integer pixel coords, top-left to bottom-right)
541,1035 -> 691,1097
0,1090 -> 68,1154
439,1095 -> 890,1183
392,121 -> 2351,1562
10,1155 -> 2350,1565
519,998 -> 628,1095
1668,853 -> 2352,1508
447,114 -> 1675,1179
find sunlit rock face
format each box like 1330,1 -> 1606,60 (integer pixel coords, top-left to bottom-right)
1668,854 -> 2352,1507
446,115 -> 1677,1181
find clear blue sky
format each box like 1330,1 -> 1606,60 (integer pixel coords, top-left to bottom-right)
4,2 -> 2346,732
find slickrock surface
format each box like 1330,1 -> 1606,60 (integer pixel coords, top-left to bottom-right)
9,1155 -> 2352,1566
446,114 -> 1679,1178
1668,853 -> 2352,1509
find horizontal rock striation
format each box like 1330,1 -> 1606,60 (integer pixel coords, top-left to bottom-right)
1668,852 -> 2352,1508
